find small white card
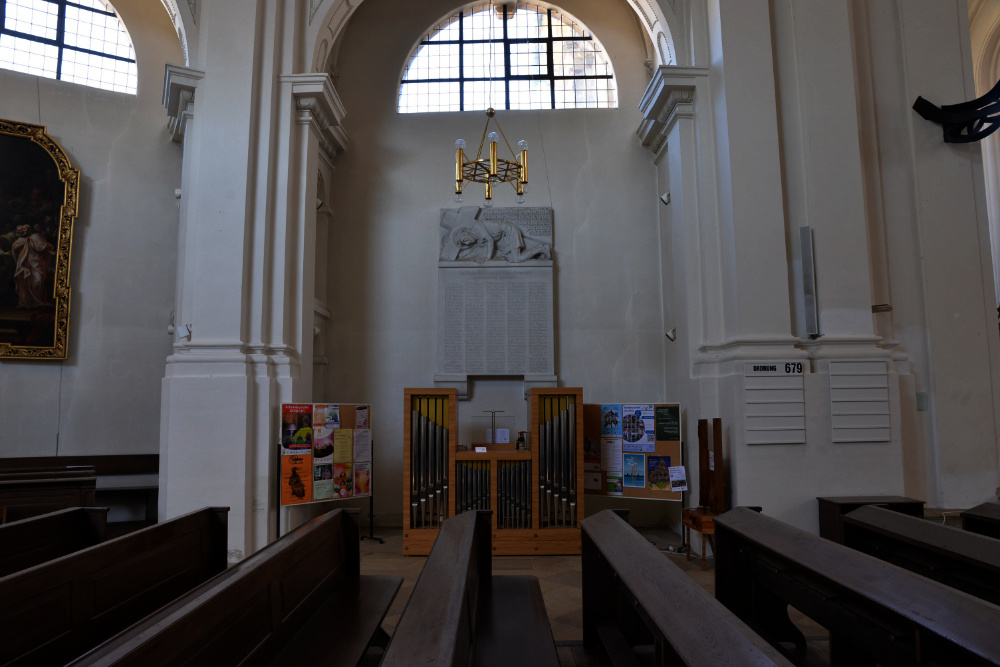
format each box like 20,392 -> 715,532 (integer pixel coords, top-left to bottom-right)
475,446 -> 487,453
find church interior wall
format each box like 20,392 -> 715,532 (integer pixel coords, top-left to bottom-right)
323,0 -> 670,525
0,0 -> 183,459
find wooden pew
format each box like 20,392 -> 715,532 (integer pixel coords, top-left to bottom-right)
383,509 -> 559,667
581,509 -> 792,667
0,506 -> 108,578
0,466 -> 97,522
842,504 -> 1000,606
962,501 -> 1000,540
715,507 -> 1000,666
816,495 -> 925,544
0,506 -> 227,666
70,508 -> 401,667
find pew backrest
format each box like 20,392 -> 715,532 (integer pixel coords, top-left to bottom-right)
962,501 -> 1000,540
70,507 -> 363,667
716,507 -> 1000,666
382,510 -> 491,667
581,510 -> 792,667
0,506 -> 228,666
0,466 -> 97,522
0,507 -> 108,578
843,504 -> 1000,605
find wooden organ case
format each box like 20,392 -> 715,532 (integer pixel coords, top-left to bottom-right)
402,387 -> 584,556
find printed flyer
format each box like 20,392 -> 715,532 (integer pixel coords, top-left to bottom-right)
623,453 -> 645,488
281,404 -> 313,453
647,455 -> 671,490
281,454 -> 313,504
601,437 -> 623,472
355,404 -> 370,429
584,437 -> 602,471
333,463 -> 354,498
669,466 -> 688,491
355,462 -> 372,495
607,472 -> 623,496
334,429 -> 354,463
622,404 -> 655,453
313,464 -> 334,500
600,404 -> 622,437
354,429 -> 372,462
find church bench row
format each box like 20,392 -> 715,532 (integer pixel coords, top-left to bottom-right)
962,501 -> 1000,540
0,456 -> 159,536
842,504 -> 1000,607
0,506 -> 107,578
581,509 -> 792,667
715,507 -> 1000,666
383,509 -> 559,667
69,507 -> 401,667
0,465 -> 97,523
0,506 -> 228,666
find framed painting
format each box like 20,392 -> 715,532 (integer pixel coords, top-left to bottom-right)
0,119 -> 80,360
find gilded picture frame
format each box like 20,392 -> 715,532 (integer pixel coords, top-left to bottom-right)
0,119 -> 80,360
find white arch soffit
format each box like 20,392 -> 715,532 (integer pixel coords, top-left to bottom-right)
306,0 -> 677,75
969,0 -> 1000,303
158,0 -> 195,66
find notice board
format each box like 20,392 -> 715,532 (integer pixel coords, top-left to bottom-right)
582,403 -> 682,501
280,403 -> 373,506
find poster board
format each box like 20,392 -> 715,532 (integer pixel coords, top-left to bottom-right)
280,403 -> 373,506
583,403 -> 682,501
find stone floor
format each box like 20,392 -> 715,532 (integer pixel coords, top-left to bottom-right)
359,524 -> 831,666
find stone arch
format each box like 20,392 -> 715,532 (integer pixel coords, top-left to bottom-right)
306,0 -> 677,74
969,0 -> 1000,301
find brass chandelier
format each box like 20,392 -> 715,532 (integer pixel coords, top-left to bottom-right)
454,108 -> 528,207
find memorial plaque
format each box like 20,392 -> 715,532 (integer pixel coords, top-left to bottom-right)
437,206 -> 555,378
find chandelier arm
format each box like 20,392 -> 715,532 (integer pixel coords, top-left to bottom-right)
476,122 -> 490,158
495,120 -> 517,158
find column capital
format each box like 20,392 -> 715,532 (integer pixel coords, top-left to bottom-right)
282,73 -> 350,159
162,63 -> 205,142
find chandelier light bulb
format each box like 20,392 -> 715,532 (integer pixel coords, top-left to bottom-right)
488,131 -> 499,143
515,194 -> 525,205
518,139 -> 528,150
455,138 -> 466,149
454,193 -> 464,203
483,198 -> 494,208
522,183 -> 530,194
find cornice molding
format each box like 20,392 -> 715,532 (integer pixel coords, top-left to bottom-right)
163,63 -> 205,142
636,66 -> 707,156
282,73 -> 350,159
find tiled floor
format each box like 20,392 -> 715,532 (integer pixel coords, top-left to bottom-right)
360,525 -> 829,666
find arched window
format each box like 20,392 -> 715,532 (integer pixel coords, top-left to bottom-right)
0,0 -> 137,95
399,2 -> 616,113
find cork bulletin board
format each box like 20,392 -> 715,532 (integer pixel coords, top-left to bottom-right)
583,403 -> 682,501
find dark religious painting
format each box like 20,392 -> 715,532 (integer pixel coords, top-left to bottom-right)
0,119 -> 79,360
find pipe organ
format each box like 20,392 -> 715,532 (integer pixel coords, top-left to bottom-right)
403,387 -> 583,556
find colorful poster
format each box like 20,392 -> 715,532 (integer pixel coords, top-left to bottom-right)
281,454 -> 313,504
334,429 -> 353,463
354,462 -> 372,496
647,455 -> 671,490
622,404 -> 655,452
601,437 -> 622,472
607,472 -> 623,496
600,404 -> 622,436
333,463 -> 354,498
313,464 -> 334,500
355,404 -> 370,429
353,429 -> 372,462
281,404 -> 313,453
655,404 -> 680,441
669,466 -> 688,492
584,437 -> 601,471
623,453 -> 645,488
313,404 -> 340,440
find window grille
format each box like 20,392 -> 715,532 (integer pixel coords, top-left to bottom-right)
400,3 -> 616,113
0,0 -> 137,94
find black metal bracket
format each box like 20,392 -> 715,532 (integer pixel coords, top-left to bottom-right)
913,78 -> 1000,143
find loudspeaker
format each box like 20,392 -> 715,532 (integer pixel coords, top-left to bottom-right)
800,226 -> 819,337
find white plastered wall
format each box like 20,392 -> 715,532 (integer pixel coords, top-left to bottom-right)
0,0 -> 183,458
323,0 -> 671,526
